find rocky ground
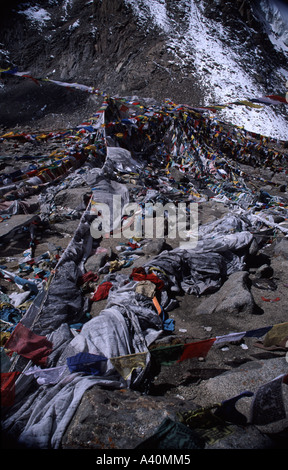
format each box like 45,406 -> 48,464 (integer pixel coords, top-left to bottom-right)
0,101 -> 288,452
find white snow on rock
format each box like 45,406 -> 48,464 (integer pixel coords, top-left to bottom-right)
126,0 -> 288,139
18,6 -> 51,27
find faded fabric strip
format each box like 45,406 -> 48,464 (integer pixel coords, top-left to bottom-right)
250,374 -> 287,425
178,338 -> 216,362
136,417 -> 205,449
5,322 -> 53,366
110,352 -> 148,379
1,371 -> 20,407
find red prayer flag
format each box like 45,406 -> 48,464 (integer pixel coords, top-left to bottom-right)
1,372 -> 20,407
5,322 -> 53,366
178,338 -> 216,362
266,95 -> 287,104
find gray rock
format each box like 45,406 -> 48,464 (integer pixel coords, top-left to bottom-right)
84,249 -> 111,272
61,387 -> 198,449
206,424 -> 275,449
196,271 -> 255,316
61,358 -> 288,450
54,187 -> 91,210
142,238 -> 166,256
255,263 -> 273,279
192,357 -> 288,438
273,238 -> 288,260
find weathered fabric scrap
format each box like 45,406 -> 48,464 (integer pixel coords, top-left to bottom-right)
1,371 -> 20,407
250,374 -> 287,425
91,282 -> 113,301
5,322 -> 53,366
110,351 -> 148,380
263,322 -> 288,348
67,352 -> 108,376
178,406 -> 233,446
150,343 -> 186,366
135,416 -> 205,449
178,338 -> 216,362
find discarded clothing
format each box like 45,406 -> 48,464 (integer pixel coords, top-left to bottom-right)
135,280 -> 157,299
130,267 -> 165,291
91,282 -> 113,301
23,365 -> 67,385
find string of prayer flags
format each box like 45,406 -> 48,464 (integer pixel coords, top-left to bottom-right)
214,325 -> 273,345
150,343 -> 186,366
150,324 -> 283,368
1,67 -> 287,127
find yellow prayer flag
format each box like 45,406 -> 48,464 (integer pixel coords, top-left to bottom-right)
110,352 -> 148,379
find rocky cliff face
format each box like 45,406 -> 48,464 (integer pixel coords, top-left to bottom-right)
0,0 -> 288,136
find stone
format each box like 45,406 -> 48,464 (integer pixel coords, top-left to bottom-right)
84,249 -> 111,272
54,187 -> 92,210
61,387 -> 198,449
255,263 -> 273,279
273,238 -> 288,260
142,238 -> 166,256
195,271 -> 255,316
192,357 -> 288,439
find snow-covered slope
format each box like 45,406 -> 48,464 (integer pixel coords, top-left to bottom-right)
126,0 -> 288,139
0,0 -> 287,139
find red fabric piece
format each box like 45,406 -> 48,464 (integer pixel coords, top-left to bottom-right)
78,271 -> 99,286
1,372 -> 20,407
130,267 -> 165,291
91,282 -> 113,301
261,296 -> 280,302
127,242 -> 139,249
5,322 -> 53,366
178,338 -> 216,362
266,95 -> 287,104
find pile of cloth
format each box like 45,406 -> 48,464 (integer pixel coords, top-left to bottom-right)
1,93 -> 287,449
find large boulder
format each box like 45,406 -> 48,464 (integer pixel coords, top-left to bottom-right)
195,271 -> 255,316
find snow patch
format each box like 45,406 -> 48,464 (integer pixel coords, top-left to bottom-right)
69,20 -> 80,31
126,0 -> 288,139
18,6 -> 51,27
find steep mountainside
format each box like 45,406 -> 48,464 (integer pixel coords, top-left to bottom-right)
0,0 -> 288,137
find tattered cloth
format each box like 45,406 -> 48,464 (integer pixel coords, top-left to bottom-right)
5,322 -> 53,366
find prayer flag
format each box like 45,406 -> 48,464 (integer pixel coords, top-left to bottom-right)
110,352 -> 148,379
1,371 -> 19,407
5,322 -> 53,366
178,338 -> 216,362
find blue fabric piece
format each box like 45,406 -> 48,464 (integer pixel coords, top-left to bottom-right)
0,305 -> 23,325
244,326 -> 272,338
14,275 -> 39,294
163,318 -> 175,332
214,391 -> 254,425
67,352 -> 108,376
